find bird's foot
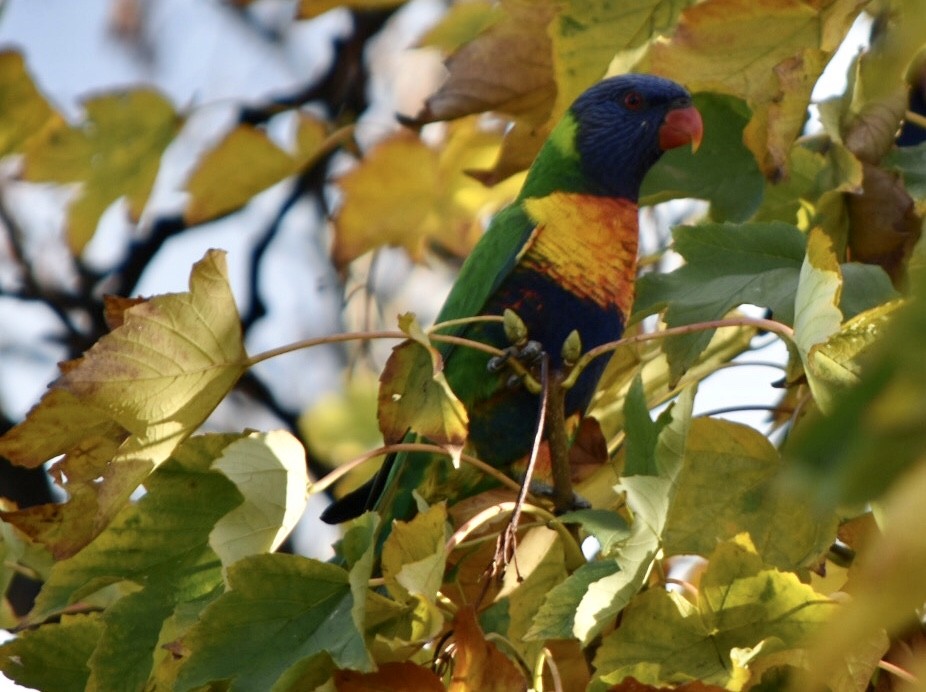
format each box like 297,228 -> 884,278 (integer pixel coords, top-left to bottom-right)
487,340 -> 546,392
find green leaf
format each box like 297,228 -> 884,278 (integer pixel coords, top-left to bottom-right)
664,418 -> 836,570
23,88 -> 180,252
30,435 -> 241,621
634,221 -> 805,380
622,374 -> 669,477
753,140 -> 863,224
787,266 -> 926,506
0,50 -> 57,158
886,140 -> 926,206
635,0 -> 866,177
526,559 -> 619,641
23,435 -> 243,690
571,385 -> 695,644
0,613 -> 103,692
209,430 -> 309,568
642,93 -> 764,222
419,0 -> 504,53
590,536 -> 835,690
175,554 -> 373,691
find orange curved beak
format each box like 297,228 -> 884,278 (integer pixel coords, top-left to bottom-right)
659,105 -> 704,153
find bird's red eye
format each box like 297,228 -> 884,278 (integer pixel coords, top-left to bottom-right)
623,91 -> 644,110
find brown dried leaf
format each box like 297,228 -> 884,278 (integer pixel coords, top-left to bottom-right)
449,607 -> 528,692
408,0 -> 557,126
846,161 -> 922,284
333,661 -> 444,692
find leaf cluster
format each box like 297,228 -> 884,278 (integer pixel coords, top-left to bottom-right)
0,0 -> 925,690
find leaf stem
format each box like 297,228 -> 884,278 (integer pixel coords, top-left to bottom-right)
309,441 -> 528,498
905,109 -> 926,132
429,314 -> 505,333
563,316 -> 793,390
246,330 -> 406,366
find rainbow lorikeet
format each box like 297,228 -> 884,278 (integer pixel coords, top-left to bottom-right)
322,74 -> 703,526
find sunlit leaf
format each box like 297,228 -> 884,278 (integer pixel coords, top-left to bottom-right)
29,436 -> 240,621
527,559 -> 618,641
209,430 -> 308,568
23,88 -> 180,251
793,226 -> 844,410
21,436 -> 243,690
61,249 -> 247,465
0,251 -> 246,557
499,526 -> 567,666
589,536 -> 835,690
176,554 -> 373,690
571,384 -> 695,644
664,418 -> 836,570
332,121 -> 521,268
381,503 -> 448,605
787,266 -> 926,506
185,125 -> 296,224
0,50 -> 57,157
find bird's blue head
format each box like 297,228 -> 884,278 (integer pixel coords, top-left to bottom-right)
569,74 -> 703,201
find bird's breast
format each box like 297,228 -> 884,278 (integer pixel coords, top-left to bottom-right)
518,192 -> 640,320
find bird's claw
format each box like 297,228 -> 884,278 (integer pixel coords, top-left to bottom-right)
487,340 -> 545,376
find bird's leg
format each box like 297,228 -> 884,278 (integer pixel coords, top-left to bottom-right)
546,329 -> 581,513
545,370 -> 575,515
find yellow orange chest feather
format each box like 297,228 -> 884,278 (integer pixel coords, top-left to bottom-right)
518,192 -> 640,318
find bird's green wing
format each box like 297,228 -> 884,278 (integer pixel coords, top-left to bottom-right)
431,202 -> 534,350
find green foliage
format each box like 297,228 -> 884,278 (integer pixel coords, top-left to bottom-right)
1,0 -> 925,690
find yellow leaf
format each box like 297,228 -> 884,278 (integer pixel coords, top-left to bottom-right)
635,0 -> 867,178
0,251 -> 247,556
418,1 -> 504,54
185,125 -> 296,225
209,430 -> 309,569
332,120 -> 522,268
293,114 -> 330,168
805,458 -> 926,688
550,0 -> 688,121
332,134 -> 439,268
23,88 -> 180,252
0,50 -> 57,157
61,250 -> 245,457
